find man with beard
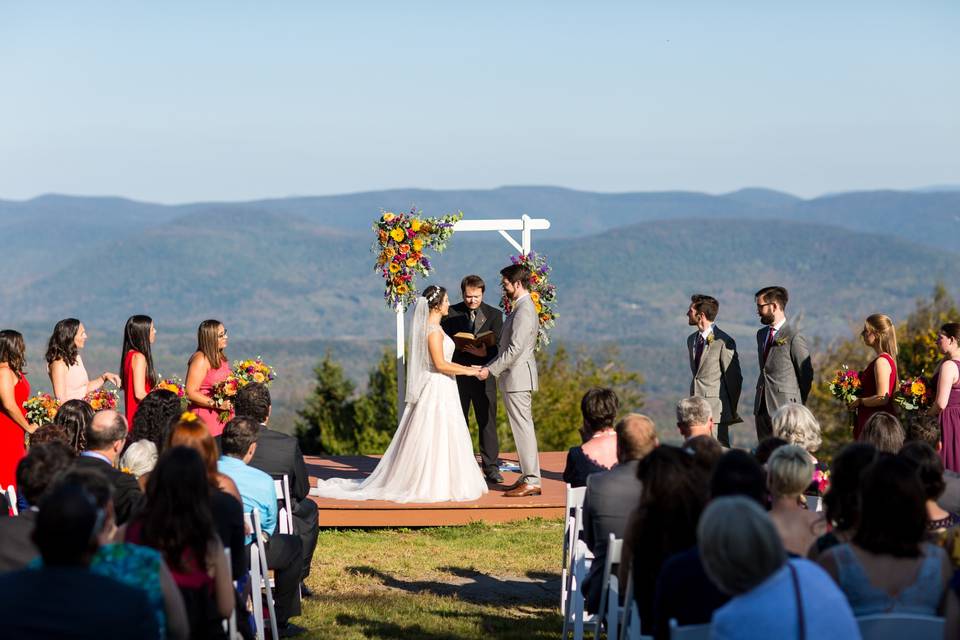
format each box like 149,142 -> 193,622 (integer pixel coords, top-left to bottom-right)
754,286 -> 813,441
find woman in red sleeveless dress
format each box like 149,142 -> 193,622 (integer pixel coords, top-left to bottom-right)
932,323 -> 960,472
0,330 -> 37,489
185,320 -> 233,436
121,315 -> 158,427
851,314 -> 898,440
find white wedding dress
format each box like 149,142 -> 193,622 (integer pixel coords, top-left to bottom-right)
310,298 -> 488,503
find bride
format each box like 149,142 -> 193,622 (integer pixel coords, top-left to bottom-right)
310,285 -> 489,503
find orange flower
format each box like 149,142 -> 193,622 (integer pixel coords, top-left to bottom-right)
399,243 -> 411,254
378,230 -> 388,244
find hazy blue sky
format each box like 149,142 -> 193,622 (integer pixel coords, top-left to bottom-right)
1,1 -> 957,202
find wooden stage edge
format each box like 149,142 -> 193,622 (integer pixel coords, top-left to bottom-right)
306,451 -> 567,527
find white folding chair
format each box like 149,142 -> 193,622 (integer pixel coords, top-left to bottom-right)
857,613 -> 944,640
562,503 -> 596,639
273,475 -> 294,535
244,511 -> 279,640
5,485 -> 18,516
668,618 -> 711,640
618,570 -> 652,640
222,547 -> 239,640
561,485 -> 588,620
591,534 -> 624,640
805,495 -> 822,513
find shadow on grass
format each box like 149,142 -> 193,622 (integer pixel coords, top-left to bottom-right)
347,565 -> 561,605
335,606 -> 562,640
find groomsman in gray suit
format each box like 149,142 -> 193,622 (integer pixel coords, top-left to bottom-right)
754,286 -> 814,441
479,264 -> 541,497
686,294 -> 742,446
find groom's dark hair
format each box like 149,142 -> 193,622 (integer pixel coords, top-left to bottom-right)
755,286 -> 789,309
500,264 -> 531,287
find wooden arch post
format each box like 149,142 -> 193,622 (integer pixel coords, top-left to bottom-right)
394,214 -> 551,412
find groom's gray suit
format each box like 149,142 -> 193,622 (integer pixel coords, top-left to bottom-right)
486,293 -> 541,486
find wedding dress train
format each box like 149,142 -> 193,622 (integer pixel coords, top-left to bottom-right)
310,304 -> 488,503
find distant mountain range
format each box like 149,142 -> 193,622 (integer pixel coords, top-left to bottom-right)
2,186 -> 956,434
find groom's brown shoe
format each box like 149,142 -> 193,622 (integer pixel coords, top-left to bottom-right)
503,479 -> 524,491
504,483 -> 541,498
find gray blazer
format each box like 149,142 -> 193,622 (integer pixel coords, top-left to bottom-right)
486,293 -> 539,392
754,321 -> 814,415
687,326 -> 743,425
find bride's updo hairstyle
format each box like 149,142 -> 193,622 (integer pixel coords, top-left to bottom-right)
423,285 -> 447,310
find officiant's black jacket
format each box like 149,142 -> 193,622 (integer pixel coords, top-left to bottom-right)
441,301 -> 503,368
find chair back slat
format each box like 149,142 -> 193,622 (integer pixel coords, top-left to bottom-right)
857,614 -> 944,640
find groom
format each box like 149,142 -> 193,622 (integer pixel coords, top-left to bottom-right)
479,264 -> 541,497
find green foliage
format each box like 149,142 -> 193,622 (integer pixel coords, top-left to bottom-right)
352,351 -> 399,454
808,284 -> 959,459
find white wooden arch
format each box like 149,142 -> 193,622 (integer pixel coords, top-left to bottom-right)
394,214 -> 551,410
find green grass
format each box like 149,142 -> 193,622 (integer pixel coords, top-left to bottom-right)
298,518 -> 564,639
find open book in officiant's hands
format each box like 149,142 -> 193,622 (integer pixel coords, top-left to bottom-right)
452,330 -> 496,351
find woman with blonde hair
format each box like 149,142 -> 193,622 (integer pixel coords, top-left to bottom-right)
185,319 -> 232,436
850,314 -> 898,441
767,445 -> 826,556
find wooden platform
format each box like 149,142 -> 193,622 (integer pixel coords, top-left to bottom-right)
306,451 -> 567,527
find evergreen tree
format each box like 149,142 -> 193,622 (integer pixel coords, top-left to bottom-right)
352,350 -> 399,454
295,354 -> 357,455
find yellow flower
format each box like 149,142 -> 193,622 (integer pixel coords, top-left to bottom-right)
253,372 -> 265,383
396,284 -> 409,294
406,257 -> 417,267
180,411 -> 198,423
383,212 -> 396,222
411,219 -> 422,232
529,292 -> 540,303
385,247 -> 396,258
535,302 -> 543,313
912,381 -> 926,396
389,263 -> 401,273
412,238 -> 423,252
390,228 -> 405,242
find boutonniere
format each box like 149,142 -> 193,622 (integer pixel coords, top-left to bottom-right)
706,334 -> 715,345
120,466 -> 134,476
775,336 -> 787,346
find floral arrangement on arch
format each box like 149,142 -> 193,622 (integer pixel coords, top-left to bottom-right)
374,208 -> 462,310
500,251 -> 558,351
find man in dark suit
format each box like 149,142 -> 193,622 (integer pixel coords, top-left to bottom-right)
0,442 -> 75,572
236,382 -> 320,595
73,410 -> 143,525
581,414 -> 658,613
441,274 -> 505,484
0,482 -> 158,639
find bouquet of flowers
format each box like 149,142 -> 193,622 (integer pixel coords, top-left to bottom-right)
895,376 -> 931,412
23,393 -> 59,426
812,468 -> 831,494
84,387 -> 119,411
212,357 -> 277,421
155,376 -> 186,398
500,251 -> 558,351
827,365 -> 861,406
373,208 -> 462,310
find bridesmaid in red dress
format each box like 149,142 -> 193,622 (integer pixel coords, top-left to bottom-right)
120,315 -> 158,428
932,323 -> 960,472
185,320 -> 233,436
0,330 -> 38,490
850,314 -> 898,440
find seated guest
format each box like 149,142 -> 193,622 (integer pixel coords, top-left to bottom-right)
34,399 -> 94,453
562,388 -> 620,488
120,439 -> 158,491
900,441 -> 960,542
651,450 -> 766,639
818,455 -> 951,616
237,382 -> 320,595
167,413 -> 246,584
753,436 -> 788,466
74,409 -> 143,524
127,447 -> 234,638
0,483 -> 158,639
772,404 -> 822,461
130,388 -> 183,453
620,446 -> 709,636
808,443 -> 878,561
685,435 -> 724,476
219,416 -> 305,636
767,445 -> 826,556
904,414 -> 960,513
0,442 -> 74,571
700,497 -> 859,640
861,411 -> 905,454
49,468 -> 189,640
676,396 -> 716,443
581,413 -> 657,613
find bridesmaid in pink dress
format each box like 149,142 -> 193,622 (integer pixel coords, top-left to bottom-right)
185,319 -> 233,436
46,318 -> 120,403
0,331 -> 37,490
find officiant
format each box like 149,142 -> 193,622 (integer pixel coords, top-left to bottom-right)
441,275 -> 505,484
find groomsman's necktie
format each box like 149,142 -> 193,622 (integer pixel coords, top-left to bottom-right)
762,326 -> 777,365
694,334 -> 705,371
